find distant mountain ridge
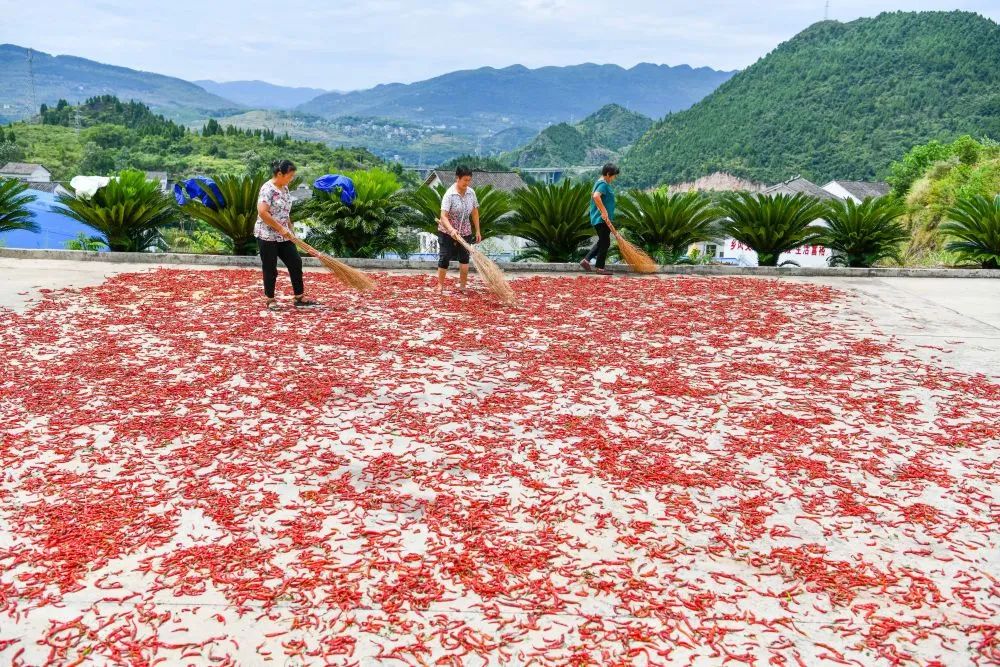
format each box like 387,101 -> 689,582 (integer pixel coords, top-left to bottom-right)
297,63 -> 736,133
620,11 -> 1000,187
0,44 -> 242,123
194,80 -> 330,110
504,104 -> 653,168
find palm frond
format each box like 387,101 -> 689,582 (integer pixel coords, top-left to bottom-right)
718,192 -> 826,266
940,194 -> 1000,269
57,170 -> 176,251
292,168 -> 413,258
0,178 -> 39,234
616,190 -> 722,259
818,196 -> 908,267
508,181 -> 593,263
180,173 -> 269,255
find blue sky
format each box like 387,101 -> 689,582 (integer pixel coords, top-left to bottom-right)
5,1 -> 999,90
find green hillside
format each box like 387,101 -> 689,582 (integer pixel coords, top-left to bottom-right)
1,96 -> 382,181
0,44 -> 241,124
504,104 -> 653,168
892,135 -> 1000,257
621,11 -> 1000,188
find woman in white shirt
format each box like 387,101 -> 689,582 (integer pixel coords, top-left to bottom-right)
437,166 -> 482,294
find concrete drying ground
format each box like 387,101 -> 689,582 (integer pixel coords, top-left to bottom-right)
1,258 -> 998,666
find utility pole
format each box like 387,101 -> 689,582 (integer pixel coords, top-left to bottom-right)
26,48 -> 37,114
824,0 -> 830,20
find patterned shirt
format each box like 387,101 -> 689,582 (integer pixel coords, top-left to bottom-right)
440,184 -> 479,237
255,181 -> 293,242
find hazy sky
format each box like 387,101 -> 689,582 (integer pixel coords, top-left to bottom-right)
3,1 -> 998,90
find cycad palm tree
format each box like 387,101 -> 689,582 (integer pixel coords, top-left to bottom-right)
179,173 -> 268,255
819,196 -> 909,267
293,168 -> 418,258
718,192 -> 826,266
940,194 -> 1000,269
405,184 -> 513,239
507,180 -> 593,262
57,169 -> 176,251
616,190 -> 722,263
0,178 -> 39,234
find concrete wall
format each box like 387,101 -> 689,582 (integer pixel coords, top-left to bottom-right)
2,248 -> 998,278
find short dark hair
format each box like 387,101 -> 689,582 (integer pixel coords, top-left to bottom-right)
271,159 -> 296,176
602,163 -> 621,177
455,165 -> 473,179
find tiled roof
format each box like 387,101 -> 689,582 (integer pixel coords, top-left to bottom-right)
0,162 -> 49,175
23,182 -> 66,194
763,177 -> 837,201
828,180 -> 891,200
427,169 -> 527,192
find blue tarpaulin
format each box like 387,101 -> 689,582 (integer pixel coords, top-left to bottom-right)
0,189 -> 103,251
314,174 -> 357,205
174,177 -> 225,210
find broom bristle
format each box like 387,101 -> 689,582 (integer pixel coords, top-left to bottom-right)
456,237 -> 516,305
291,237 -> 375,291
317,253 -> 376,291
613,232 -> 658,274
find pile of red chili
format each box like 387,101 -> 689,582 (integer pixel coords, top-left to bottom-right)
0,270 -> 997,665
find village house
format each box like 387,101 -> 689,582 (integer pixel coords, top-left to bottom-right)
0,162 -> 52,183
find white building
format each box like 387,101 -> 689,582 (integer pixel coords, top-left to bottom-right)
0,162 -> 51,183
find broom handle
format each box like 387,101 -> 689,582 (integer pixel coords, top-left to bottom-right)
260,217 -> 326,262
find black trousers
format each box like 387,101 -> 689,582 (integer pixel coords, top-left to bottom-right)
258,238 -> 304,298
585,222 -> 611,269
438,232 -> 473,269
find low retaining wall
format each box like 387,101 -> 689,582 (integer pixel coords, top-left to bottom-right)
2,247 -> 999,279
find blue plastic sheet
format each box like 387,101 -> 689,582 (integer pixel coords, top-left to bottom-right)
0,189 -> 105,250
175,177 -> 226,210
314,174 -> 356,205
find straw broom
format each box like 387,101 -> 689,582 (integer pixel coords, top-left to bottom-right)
609,224 -> 658,274
452,235 -> 517,306
265,219 -> 374,291
290,236 -> 375,291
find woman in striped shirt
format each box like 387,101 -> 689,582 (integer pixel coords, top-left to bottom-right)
437,165 -> 482,294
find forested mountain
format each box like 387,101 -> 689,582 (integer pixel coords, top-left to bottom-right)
503,104 -> 653,168
1,97 -> 381,181
0,44 -> 241,124
620,11 -> 1000,187
298,63 -> 735,133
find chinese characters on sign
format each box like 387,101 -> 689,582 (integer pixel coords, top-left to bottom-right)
729,240 -> 827,256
